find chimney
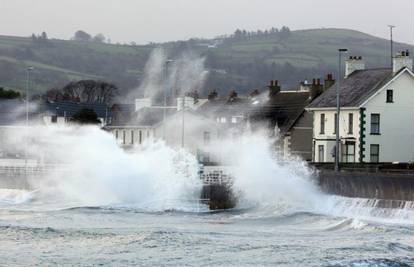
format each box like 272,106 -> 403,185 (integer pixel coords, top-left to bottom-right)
345,56 -> 365,77
393,50 -> 413,73
228,90 -> 238,102
135,98 -> 152,111
324,74 -> 335,90
310,78 -> 324,100
268,80 -> 281,99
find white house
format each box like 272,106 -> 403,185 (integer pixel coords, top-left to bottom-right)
307,51 -> 414,163
153,110 -> 220,162
106,95 -> 210,150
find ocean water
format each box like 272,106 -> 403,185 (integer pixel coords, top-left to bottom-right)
0,189 -> 414,267
2,129 -> 414,266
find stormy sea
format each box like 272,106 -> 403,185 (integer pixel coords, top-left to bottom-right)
1,127 -> 414,266
0,189 -> 414,267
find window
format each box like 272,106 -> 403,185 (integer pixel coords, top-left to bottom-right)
122,130 -> 126,144
220,117 -> 227,123
115,130 -> 119,139
370,114 -> 380,134
318,145 -> 324,162
348,113 -> 354,134
344,142 -> 355,163
333,113 -> 337,134
231,117 -> 238,123
131,130 -> 134,144
51,115 -> 57,123
320,114 -> 325,134
139,131 -> 142,144
386,90 -> 393,103
370,144 -> 380,163
203,131 -> 211,145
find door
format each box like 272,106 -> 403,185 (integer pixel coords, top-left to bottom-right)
318,145 -> 324,162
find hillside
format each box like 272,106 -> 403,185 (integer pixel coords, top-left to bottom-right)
0,28 -> 413,96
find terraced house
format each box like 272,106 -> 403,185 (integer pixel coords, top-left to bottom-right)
307,51 -> 414,163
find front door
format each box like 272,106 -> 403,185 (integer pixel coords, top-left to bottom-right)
318,145 -> 324,162
344,142 -> 355,163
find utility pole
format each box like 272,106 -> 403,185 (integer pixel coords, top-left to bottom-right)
25,66 -> 34,187
181,96 -> 185,148
388,25 -> 396,68
163,60 -> 173,141
335,49 -> 348,172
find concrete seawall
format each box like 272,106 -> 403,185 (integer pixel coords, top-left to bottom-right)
317,170 -> 414,201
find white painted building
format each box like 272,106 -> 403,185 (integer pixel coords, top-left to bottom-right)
307,51 -> 414,163
107,96 -> 211,152
153,110 -> 220,160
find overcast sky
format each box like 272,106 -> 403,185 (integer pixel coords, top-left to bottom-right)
1,0 -> 414,44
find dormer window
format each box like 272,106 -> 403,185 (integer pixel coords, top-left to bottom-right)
386,90 -> 393,103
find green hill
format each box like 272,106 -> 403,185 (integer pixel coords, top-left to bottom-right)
0,28 -> 412,96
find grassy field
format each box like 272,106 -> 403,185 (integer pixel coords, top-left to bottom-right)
0,28 -> 412,94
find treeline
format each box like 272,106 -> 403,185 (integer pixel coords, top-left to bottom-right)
223,26 -> 291,43
45,80 -> 118,104
0,88 -> 20,99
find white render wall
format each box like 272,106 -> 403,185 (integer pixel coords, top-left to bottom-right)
154,112 -> 219,155
312,109 -> 360,162
363,71 -> 414,163
108,127 -> 155,147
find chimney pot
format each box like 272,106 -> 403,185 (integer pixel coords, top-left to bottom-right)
317,78 -> 321,85
345,56 -> 365,77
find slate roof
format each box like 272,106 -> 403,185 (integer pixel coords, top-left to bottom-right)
308,68 -> 395,108
197,97 -> 253,118
42,101 -> 110,118
249,91 -> 312,133
109,106 -> 177,127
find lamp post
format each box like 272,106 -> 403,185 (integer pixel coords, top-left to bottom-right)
388,25 -> 396,68
181,95 -> 185,148
163,60 -> 174,141
25,66 -> 34,187
25,67 -> 34,128
335,49 -> 348,172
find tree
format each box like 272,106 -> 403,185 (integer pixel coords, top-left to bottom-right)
71,108 -> 100,124
73,30 -> 92,42
0,88 -> 20,99
51,80 -> 118,104
93,33 -> 106,43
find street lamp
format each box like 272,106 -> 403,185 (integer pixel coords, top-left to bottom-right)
163,60 -> 174,141
25,66 -> 34,188
25,67 -> 34,128
335,49 -> 348,172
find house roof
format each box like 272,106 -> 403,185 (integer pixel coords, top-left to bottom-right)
197,97 -> 253,118
307,68 -> 396,108
109,106 -> 177,127
250,91 -> 312,133
43,101 -> 109,118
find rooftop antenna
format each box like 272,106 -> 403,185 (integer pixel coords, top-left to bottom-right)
388,25 -> 396,68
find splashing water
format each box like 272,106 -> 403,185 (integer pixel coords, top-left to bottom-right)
3,125 -> 202,211
2,125 -> 414,223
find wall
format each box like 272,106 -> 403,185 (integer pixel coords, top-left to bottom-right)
288,111 -> 313,161
108,127 -> 154,148
363,71 -> 414,163
312,109 -> 360,162
154,111 -> 219,155
318,170 -> 414,202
